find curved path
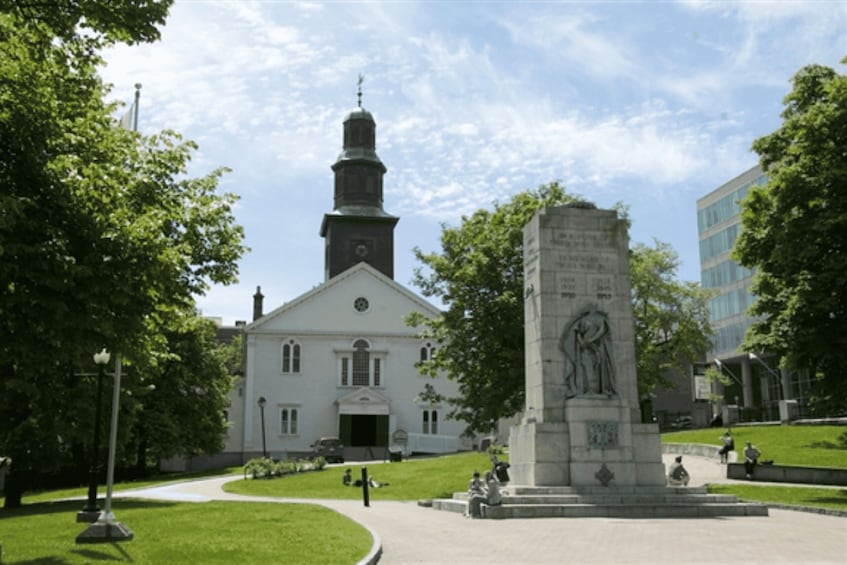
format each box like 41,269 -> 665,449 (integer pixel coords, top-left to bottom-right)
117,454 -> 847,565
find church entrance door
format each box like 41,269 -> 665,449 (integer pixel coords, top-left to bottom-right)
340,414 -> 389,447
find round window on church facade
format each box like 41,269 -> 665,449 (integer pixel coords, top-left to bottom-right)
353,297 -> 370,313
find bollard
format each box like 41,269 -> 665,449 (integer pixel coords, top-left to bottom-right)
361,467 -> 370,507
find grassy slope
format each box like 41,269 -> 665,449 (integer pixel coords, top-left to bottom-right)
225,451 -> 494,501
662,425 -> 847,468
662,425 -> 847,512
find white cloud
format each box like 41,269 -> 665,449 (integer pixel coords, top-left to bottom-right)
93,1 -> 846,322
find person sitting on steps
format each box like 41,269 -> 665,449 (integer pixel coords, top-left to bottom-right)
667,456 -> 690,486
466,471 -> 502,518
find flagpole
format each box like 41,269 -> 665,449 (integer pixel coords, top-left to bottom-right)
132,83 -> 142,132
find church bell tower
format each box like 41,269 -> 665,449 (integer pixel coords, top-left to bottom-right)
320,78 -> 398,280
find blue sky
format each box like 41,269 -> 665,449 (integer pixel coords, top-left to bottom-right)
100,1 -> 847,325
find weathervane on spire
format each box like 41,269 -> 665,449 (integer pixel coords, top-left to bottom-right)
357,74 -> 364,108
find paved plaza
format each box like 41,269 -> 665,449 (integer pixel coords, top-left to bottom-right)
119,454 -> 847,565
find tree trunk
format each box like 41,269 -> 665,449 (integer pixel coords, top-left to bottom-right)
3,470 -> 24,509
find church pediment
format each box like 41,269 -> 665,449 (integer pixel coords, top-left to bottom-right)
246,262 -> 440,334
336,386 -> 391,415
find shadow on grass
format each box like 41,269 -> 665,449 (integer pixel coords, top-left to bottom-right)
9,558 -> 70,565
0,498 -> 178,520
809,490 -> 847,506
69,541 -> 134,562
808,440 -> 847,450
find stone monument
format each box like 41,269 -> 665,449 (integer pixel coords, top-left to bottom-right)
509,204 -> 666,487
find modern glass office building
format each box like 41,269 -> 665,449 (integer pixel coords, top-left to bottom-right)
696,165 -> 808,421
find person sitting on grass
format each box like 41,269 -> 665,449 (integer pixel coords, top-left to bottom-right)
342,468 -> 353,486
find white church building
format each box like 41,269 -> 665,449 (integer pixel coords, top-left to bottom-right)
212,99 -> 471,466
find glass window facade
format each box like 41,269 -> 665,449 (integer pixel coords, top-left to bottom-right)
698,166 -> 767,356
701,260 -> 755,289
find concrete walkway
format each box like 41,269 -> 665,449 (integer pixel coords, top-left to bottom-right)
116,454 -> 847,565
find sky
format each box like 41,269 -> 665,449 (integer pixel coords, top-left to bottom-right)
100,0 -> 847,326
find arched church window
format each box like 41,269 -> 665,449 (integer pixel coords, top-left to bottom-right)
352,339 -> 370,386
281,339 -> 301,373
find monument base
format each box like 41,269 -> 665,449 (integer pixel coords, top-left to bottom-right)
76,513 -> 134,544
509,398 -> 666,487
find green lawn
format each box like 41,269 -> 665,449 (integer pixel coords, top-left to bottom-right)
0,499 -> 371,564
225,451 -> 494,501
662,424 -> 847,468
707,483 -> 847,512
7,465 -> 244,505
1,429 -> 844,564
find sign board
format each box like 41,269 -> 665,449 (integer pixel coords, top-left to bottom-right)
694,375 -> 711,401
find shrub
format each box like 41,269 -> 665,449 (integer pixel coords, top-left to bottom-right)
487,443 -> 506,456
242,457 -> 326,480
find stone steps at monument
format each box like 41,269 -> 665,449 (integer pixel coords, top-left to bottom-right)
432,486 -> 769,519
450,493 -> 739,505
480,502 -> 769,519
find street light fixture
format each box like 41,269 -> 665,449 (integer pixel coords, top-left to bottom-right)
77,354 -> 133,544
713,358 -> 742,386
258,396 -> 268,458
77,349 -> 110,523
749,353 -> 784,401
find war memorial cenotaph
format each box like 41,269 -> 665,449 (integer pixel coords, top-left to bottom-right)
509,204 -> 667,487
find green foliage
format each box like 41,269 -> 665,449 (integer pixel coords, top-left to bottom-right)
662,425 -> 847,468
127,311 -> 239,468
734,58 -> 847,416
409,183 -> 714,434
703,366 -> 732,402
487,443 -> 506,456
0,500 -> 372,565
0,0 -> 173,45
631,240 -> 715,395
242,457 -> 326,479
0,4 -> 246,507
408,182 -> 580,434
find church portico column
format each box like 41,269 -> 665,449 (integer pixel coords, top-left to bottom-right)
781,367 -> 792,401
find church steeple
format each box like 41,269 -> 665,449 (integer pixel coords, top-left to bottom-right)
320,79 -> 399,280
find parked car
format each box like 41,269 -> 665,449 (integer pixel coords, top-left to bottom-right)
669,416 -> 693,429
311,436 -> 345,463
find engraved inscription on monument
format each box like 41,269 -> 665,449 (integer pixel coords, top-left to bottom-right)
586,421 -> 619,449
590,276 -> 614,300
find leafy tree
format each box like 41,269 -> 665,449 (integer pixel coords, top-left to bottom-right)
0,0 -> 171,44
408,183 -> 579,434
631,240 -> 714,396
410,184 -> 714,435
733,58 -> 847,416
128,311 -> 238,472
0,3 -> 245,507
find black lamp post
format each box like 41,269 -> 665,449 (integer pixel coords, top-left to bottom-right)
257,396 -> 268,458
81,349 -> 110,517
